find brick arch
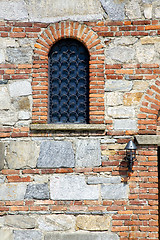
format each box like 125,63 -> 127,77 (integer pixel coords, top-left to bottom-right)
32,21 -> 105,124
138,80 -> 160,135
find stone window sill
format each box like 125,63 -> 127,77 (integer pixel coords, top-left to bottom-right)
30,124 -> 106,132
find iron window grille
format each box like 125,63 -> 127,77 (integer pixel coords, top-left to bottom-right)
48,38 -> 89,124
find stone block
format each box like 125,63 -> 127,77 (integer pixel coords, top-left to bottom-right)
50,175 -> 99,200
0,183 -> 26,200
87,176 -> 121,185
0,49 -> 5,64
155,6 -> 160,18
25,183 -> 49,200
114,119 -> 137,130
6,47 -> 32,64
123,92 -> 143,106
37,141 -> 75,168
108,46 -> 135,63
38,215 -> 75,231
0,229 -> 13,240
101,183 -> 128,200
0,87 -> 11,110
6,141 -> 40,169
75,139 -> 101,167
76,215 -> 110,231
0,142 -> 4,170
26,0 -> 103,22
126,0 -> 142,19
144,4 -> 152,19
100,0 -> 125,20
18,111 -> 31,120
113,36 -> 138,46
105,92 -> 123,106
107,106 -> 135,118
9,81 -> 32,98
44,232 -> 119,240
105,80 -> 132,92
133,81 -> 149,91
0,0 -> 28,20
18,96 -> 31,110
0,111 -> 18,126
5,215 -> 37,229
136,42 -> 155,63
141,36 -> 160,44
14,230 -> 42,240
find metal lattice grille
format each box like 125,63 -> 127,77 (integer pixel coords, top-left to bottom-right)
48,38 -> 89,123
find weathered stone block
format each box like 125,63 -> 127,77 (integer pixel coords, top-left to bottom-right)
18,111 -> 31,120
101,183 -> 128,200
108,46 -> 135,63
141,36 -> 160,45
76,215 -> 110,231
50,175 -> 99,200
100,0 -> 125,20
126,0 -> 142,19
136,42 -> 155,63
0,229 -> 13,240
144,4 -> 152,19
18,96 -> 31,110
38,215 -> 75,231
25,183 -> 49,200
6,47 -> 32,64
133,80 -> 149,91
75,139 -> 101,167
107,106 -> 135,118
123,92 -> 143,106
0,0 -> 28,20
87,176 -> 121,185
14,230 -> 42,240
105,80 -> 132,92
26,0 -> 103,22
0,87 -> 11,110
5,215 -> 37,229
0,111 -> 18,126
0,142 -> 4,170
105,92 -> 123,106
0,49 -> 5,64
114,119 -> 137,130
6,141 -> 40,169
44,232 -> 119,240
9,81 -> 32,98
0,183 -> 26,200
37,141 -> 75,168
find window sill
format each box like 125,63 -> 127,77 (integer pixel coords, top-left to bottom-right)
30,123 -> 106,132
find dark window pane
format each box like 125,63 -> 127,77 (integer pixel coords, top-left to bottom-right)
48,38 -> 89,123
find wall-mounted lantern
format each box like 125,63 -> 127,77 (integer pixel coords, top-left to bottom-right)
125,140 -> 137,172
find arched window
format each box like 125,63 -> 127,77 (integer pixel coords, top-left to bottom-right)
48,38 -> 89,124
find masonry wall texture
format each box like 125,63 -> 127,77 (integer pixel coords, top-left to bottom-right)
0,0 -> 159,240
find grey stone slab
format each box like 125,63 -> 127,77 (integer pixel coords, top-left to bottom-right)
0,183 -> 26,200
45,232 -> 119,240
101,183 -> 128,200
13,230 -> 42,240
6,141 -> 40,169
0,0 -> 28,20
75,139 -> 101,167
126,0 -> 142,19
50,175 -> 99,200
108,46 -> 135,63
37,141 -> 75,168
114,119 -> 137,131
5,215 -> 37,229
0,111 -> 18,126
30,124 -> 105,131
135,135 -> 160,145
6,47 -> 32,64
0,49 -> 5,63
105,80 -> 133,92
9,81 -> 32,98
0,229 -> 13,240
0,142 -> 4,170
25,0 -> 103,22
25,183 -> 49,200
100,0 -> 125,20
107,106 -> 135,119
87,176 -> 121,185
0,87 -> 11,110
38,215 -> 75,231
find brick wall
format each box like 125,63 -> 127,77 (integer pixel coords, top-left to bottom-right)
0,19 -> 159,240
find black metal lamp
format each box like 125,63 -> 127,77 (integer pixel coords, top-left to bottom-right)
125,140 -> 137,172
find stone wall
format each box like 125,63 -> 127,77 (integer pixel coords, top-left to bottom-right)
0,1 -> 159,240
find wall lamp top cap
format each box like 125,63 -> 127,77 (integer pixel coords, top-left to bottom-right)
125,140 -> 137,150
